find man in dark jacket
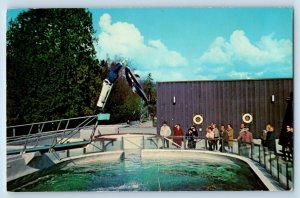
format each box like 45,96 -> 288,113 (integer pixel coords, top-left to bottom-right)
186,128 -> 196,149
219,124 -> 228,152
280,125 -> 293,161
265,124 -> 276,152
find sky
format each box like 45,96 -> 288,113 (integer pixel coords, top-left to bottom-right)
7,8 -> 293,82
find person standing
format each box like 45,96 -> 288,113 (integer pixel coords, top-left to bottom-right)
190,125 -> 198,136
264,124 -> 276,152
186,128 -> 196,149
260,128 -> 268,147
219,124 -> 228,152
237,125 -> 253,157
212,123 -> 220,150
280,125 -> 293,161
227,124 -> 234,152
206,126 -> 215,151
173,124 -> 183,148
239,123 -> 245,136
190,126 -> 198,148
160,121 -> 171,148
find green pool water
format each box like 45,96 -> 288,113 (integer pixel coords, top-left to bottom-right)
16,152 -> 267,191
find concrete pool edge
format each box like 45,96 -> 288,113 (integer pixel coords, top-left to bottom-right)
7,150 -> 124,191
141,149 -> 284,191
8,148 -> 284,191
60,150 -> 124,164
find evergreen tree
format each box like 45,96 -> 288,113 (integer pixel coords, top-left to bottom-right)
7,9 -> 101,125
142,73 -> 156,119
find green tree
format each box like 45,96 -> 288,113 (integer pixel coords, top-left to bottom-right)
143,73 -> 154,101
7,9 -> 101,125
142,73 -> 156,119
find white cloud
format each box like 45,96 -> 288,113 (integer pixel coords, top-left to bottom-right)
227,71 -> 251,79
197,30 -> 292,67
96,13 -> 187,69
198,37 -> 232,65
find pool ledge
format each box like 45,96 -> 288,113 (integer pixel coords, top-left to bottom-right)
141,149 -> 284,191
7,151 -> 124,191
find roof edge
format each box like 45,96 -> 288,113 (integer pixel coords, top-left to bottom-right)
157,77 -> 293,84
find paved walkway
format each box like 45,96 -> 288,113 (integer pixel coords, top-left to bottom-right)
80,121 -> 157,139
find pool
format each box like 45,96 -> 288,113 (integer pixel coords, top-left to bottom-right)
16,150 -> 267,191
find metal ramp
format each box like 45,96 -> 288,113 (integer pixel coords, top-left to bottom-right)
7,115 -> 98,155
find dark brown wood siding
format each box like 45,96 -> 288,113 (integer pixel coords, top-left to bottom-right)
156,78 -> 293,138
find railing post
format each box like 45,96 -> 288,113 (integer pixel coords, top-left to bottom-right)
157,137 -> 160,149
23,124 -> 34,152
250,143 -> 253,160
56,120 -> 62,140
204,138 -> 207,150
270,151 -> 272,175
277,155 -> 280,182
286,161 -> 289,190
259,145 -> 261,164
121,136 -> 124,150
41,123 -> 45,132
13,128 -> 16,137
102,140 -> 106,151
221,138 -> 224,152
263,146 -> 266,168
142,136 -> 145,149
64,120 -> 70,137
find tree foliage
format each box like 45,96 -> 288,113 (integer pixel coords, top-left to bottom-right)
105,74 -> 142,123
7,9 -> 101,125
142,73 -> 157,119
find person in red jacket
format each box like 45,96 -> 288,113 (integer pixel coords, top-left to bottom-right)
173,124 -> 183,148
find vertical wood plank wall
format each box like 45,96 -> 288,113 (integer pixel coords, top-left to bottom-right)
156,79 -> 293,138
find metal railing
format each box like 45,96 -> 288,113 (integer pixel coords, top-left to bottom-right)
7,115 -> 97,138
7,115 -> 97,153
248,141 -> 293,190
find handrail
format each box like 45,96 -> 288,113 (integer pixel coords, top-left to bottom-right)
7,115 -> 97,142
7,115 -> 97,129
57,116 -> 97,145
49,116 -> 97,152
7,125 -> 94,144
6,115 -> 98,156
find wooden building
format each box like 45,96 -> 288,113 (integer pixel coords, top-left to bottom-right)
156,78 -> 293,138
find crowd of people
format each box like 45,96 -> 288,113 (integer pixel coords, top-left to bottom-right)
159,121 -> 293,161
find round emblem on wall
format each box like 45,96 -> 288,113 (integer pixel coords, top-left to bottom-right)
242,113 -> 253,123
193,115 -> 203,125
